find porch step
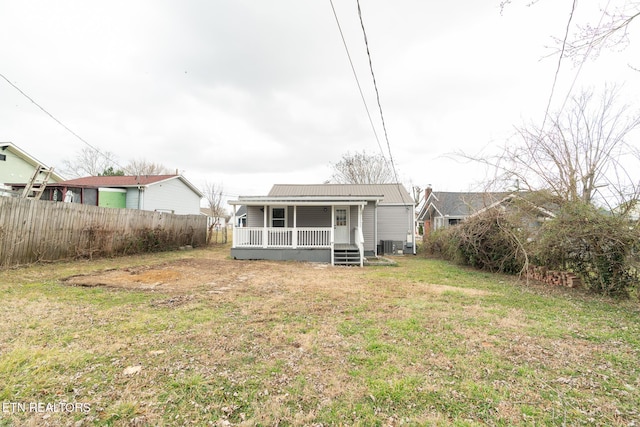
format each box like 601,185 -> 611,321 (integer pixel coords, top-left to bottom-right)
334,247 -> 361,266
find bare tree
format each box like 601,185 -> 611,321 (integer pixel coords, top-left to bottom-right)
202,181 -> 226,219
202,181 -> 227,244
477,85 -> 640,210
123,159 -> 172,176
60,146 -> 119,178
411,184 -> 423,206
563,2 -> 639,61
501,0 -> 640,63
329,150 -> 394,184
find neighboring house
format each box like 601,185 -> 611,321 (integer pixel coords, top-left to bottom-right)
0,142 -> 65,196
200,208 -> 227,229
469,192 -> 557,228
232,205 -> 247,227
228,183 -> 416,266
11,175 -> 203,215
416,187 -> 511,234
416,187 -> 557,235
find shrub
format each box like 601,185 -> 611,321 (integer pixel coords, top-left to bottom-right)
423,227 -> 462,262
532,202 -> 640,297
424,209 -> 531,275
453,209 -> 530,274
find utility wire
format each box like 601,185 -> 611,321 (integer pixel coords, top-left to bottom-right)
541,0 -> 577,130
542,0 -> 612,127
355,0 -> 406,200
355,1 -> 400,184
557,0 -> 612,114
0,72 -> 124,172
328,0 -> 389,168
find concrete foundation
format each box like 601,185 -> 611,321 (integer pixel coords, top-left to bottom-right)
231,248 -> 331,263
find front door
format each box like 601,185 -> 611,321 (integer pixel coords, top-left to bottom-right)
334,206 -> 349,244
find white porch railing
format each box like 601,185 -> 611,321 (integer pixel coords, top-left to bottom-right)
233,227 -> 332,248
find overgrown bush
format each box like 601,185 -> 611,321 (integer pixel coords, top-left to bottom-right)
426,199 -> 640,298
424,209 -> 531,274
422,227 -> 461,261
454,210 -> 530,274
123,227 -> 175,254
532,202 -> 640,297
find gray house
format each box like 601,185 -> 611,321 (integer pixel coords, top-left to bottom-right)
229,184 -> 416,266
416,187 -> 556,235
416,188 -> 511,234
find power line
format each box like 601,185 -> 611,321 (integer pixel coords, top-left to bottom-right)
350,1 -> 410,204
355,0 -> 400,186
0,72 -> 123,172
542,0 -> 613,127
328,0 -> 389,167
541,0 -> 577,130
557,0 -> 613,114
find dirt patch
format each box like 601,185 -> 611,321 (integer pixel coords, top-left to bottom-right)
61,256 -> 491,303
61,257 -> 367,298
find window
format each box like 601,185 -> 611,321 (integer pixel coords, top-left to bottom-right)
0,154 -> 6,161
335,208 -> 347,226
271,207 -> 286,227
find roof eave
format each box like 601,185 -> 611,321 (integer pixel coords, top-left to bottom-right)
229,195 -> 383,206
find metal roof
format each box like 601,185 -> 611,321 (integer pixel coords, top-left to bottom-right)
267,184 -> 413,204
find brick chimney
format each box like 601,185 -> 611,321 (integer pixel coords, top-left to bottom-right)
425,185 -> 432,201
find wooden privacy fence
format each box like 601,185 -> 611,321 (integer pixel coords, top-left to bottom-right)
0,197 -> 207,267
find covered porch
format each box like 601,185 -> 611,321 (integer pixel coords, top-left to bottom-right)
229,195 -> 382,266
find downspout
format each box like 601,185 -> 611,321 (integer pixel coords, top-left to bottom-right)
412,203 -> 416,254
138,186 -> 145,210
358,204 -> 364,267
374,200 -> 378,257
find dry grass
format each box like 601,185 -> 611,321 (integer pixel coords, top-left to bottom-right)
1,244 -> 639,426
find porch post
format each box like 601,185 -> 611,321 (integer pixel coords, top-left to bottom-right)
232,205 -> 237,248
358,204 -> 364,267
330,206 -> 335,266
263,205 -> 268,248
292,205 -> 298,249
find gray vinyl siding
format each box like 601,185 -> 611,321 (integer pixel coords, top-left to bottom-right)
247,206 -> 265,227
247,206 -> 332,228
143,178 -> 201,215
377,205 -> 413,242
363,202 -> 375,252
347,204 -> 375,250
125,188 -> 140,210
295,206 -> 331,227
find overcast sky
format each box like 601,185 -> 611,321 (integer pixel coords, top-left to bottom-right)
1,1 -> 638,202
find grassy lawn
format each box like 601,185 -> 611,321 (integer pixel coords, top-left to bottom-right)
1,244 -> 639,426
